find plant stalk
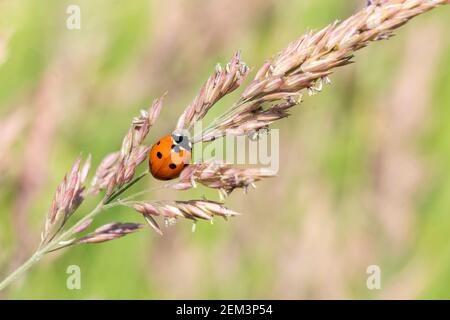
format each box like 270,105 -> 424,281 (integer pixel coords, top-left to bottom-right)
0,172 -> 148,291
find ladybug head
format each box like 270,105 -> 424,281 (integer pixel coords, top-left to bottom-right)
171,133 -> 192,151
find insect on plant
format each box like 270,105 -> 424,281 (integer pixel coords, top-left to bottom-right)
0,0 -> 448,291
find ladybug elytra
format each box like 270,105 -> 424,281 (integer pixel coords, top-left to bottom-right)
149,133 -> 192,180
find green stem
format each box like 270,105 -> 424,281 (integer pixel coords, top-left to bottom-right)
0,171 -> 149,292
0,252 -> 43,292
105,171 -> 149,204
0,202 -> 107,292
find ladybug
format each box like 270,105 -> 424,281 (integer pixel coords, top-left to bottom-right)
149,133 -> 192,180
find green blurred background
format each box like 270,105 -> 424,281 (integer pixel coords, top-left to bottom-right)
0,0 -> 449,299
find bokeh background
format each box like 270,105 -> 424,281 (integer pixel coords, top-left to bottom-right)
0,0 -> 449,299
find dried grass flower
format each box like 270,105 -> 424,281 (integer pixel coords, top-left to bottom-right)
42,155 -> 91,244
176,51 -> 250,131
90,95 -> 165,197
131,200 -> 240,235
172,161 -> 275,199
76,223 -> 144,244
194,0 -> 448,143
1,0 -> 447,291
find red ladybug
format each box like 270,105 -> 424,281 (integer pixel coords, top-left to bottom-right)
149,133 -> 192,180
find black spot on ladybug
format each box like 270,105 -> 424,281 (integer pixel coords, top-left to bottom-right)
157,141 -> 160,145
169,163 -> 177,170
157,152 -> 162,159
